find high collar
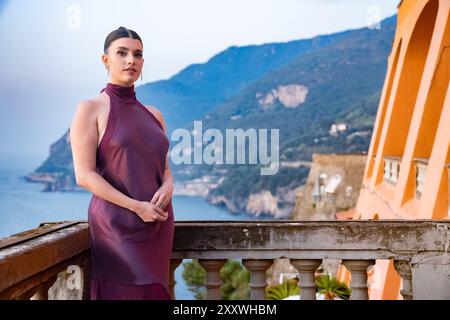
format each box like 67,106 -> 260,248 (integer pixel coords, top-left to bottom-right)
104,82 -> 136,104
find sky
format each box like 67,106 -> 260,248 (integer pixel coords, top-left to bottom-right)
0,0 -> 398,160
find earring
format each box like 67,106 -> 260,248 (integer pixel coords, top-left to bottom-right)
140,71 -> 143,81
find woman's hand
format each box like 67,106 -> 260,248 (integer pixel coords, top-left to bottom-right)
133,201 -> 168,222
150,180 -> 173,210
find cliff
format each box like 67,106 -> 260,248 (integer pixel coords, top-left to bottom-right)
23,129 -> 79,192
291,153 -> 367,220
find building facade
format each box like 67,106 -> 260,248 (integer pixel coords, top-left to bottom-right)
349,0 -> 450,299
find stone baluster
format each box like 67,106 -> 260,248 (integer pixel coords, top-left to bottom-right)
342,259 -> 375,300
242,259 -> 273,300
31,275 -> 58,300
198,259 -> 227,300
169,259 -> 183,300
15,287 -> 38,300
393,260 -> 413,300
291,259 -> 322,300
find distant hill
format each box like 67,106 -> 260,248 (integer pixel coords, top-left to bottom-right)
23,129 -> 77,192
136,27 -> 366,131
185,16 -> 396,216
200,16 -> 396,155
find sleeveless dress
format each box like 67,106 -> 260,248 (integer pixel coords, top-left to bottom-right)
87,82 -> 174,300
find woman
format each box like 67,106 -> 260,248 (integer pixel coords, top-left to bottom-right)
70,26 -> 174,300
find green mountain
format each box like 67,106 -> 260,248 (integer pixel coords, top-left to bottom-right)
200,17 -> 395,151
136,29 -> 362,131
175,16 -> 396,217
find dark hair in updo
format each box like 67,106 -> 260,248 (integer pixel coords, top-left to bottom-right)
103,26 -> 143,54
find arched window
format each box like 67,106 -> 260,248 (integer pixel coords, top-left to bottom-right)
382,0 -> 439,156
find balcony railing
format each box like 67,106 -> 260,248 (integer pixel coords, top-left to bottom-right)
413,158 -> 429,199
0,221 -> 90,300
383,156 -> 401,185
1,220 -> 450,300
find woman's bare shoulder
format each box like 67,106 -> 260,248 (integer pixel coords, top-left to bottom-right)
75,92 -> 108,117
145,104 -> 161,116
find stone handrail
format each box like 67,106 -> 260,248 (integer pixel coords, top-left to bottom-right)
1,220 -> 450,300
0,221 -> 90,299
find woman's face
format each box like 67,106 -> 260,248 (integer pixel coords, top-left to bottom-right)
102,37 -> 144,86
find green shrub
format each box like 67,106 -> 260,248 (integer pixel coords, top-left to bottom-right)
266,278 -> 300,300
182,259 -> 250,300
315,274 -> 351,300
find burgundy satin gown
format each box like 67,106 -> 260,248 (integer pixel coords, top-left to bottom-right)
87,82 -> 174,300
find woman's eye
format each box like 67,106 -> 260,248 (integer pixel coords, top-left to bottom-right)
135,53 -> 142,58
117,51 -> 126,56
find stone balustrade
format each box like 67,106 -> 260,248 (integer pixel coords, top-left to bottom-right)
413,158 -> 429,199
1,220 -> 450,300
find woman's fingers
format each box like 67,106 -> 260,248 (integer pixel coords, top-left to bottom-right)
144,211 -> 166,223
156,196 -> 166,209
153,204 -> 165,215
150,191 -> 160,204
151,192 -> 167,210
137,201 -> 168,222
153,204 -> 168,219
154,213 -> 167,222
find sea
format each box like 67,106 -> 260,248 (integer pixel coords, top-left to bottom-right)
0,153 -> 277,299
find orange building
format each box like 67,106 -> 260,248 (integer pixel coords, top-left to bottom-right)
342,0 -> 450,299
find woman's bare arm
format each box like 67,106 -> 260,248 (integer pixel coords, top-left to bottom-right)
146,106 -> 174,209
70,100 -> 139,212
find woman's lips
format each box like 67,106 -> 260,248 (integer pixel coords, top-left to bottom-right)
125,68 -> 137,73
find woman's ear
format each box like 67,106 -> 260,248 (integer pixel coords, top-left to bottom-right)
101,54 -> 109,69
